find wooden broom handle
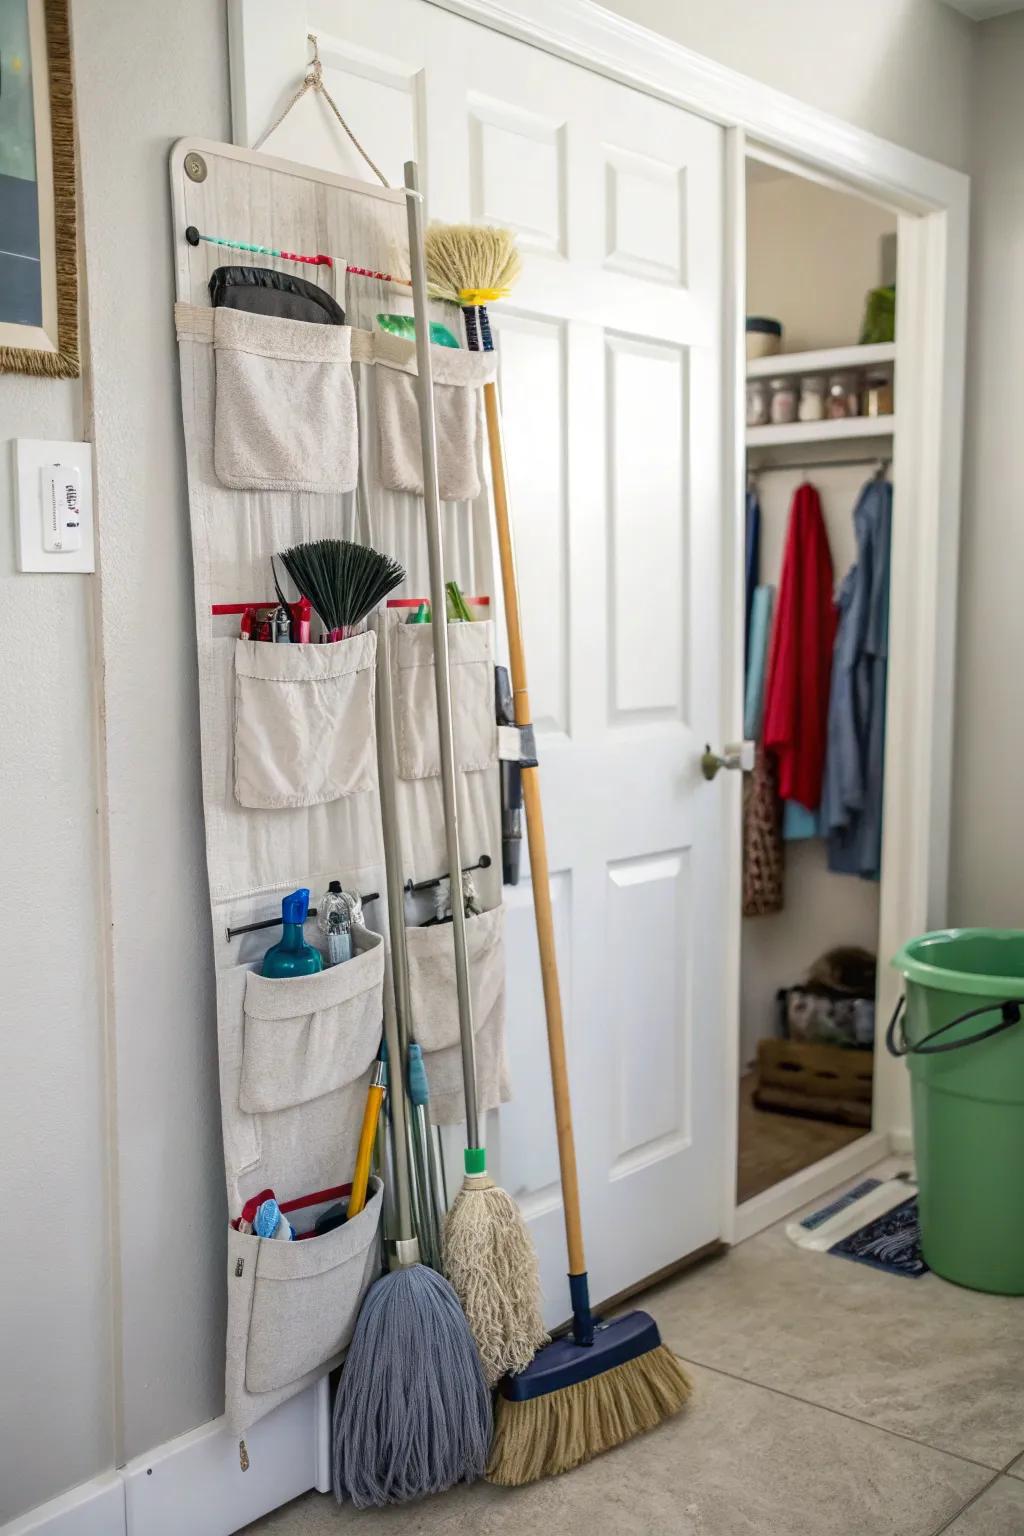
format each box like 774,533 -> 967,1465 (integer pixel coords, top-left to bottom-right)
484,380 -> 586,1278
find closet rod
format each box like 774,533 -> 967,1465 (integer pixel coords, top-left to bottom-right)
749,455 -> 890,474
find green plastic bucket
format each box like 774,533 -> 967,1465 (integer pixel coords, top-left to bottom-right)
890,929 -> 1024,1294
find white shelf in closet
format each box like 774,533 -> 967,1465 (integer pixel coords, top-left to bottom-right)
746,414 -> 896,448
746,342 -> 896,380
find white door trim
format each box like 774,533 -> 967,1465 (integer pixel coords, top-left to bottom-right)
228,0 -> 967,1278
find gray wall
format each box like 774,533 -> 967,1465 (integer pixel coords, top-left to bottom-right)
2,0 -> 1007,1523
0,0 -> 230,1522
0,371 -> 112,1523
949,11 -> 1024,924
603,0 -> 974,169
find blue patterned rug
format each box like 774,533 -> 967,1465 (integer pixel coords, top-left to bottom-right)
828,1195 -> 929,1278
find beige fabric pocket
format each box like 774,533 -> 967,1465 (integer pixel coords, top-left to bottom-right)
213,306 -> 357,494
233,631 -> 376,810
405,906 -> 508,1125
394,620 -> 497,780
372,332 -> 496,502
225,1179 -> 383,1429
405,904 -> 504,1054
240,927 -> 384,1114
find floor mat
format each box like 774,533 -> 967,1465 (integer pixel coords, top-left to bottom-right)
828,1195 -> 928,1277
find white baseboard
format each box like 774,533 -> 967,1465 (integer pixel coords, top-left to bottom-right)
2,1476 -> 124,1536
731,1129 -> 891,1244
3,1386 -> 329,1536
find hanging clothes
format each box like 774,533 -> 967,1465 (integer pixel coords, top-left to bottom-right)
742,583 -> 784,917
743,583 -> 774,740
745,488 -> 761,682
820,477 -> 893,880
763,482 -> 837,812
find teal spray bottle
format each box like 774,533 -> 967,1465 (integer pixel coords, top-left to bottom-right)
261,888 -> 323,978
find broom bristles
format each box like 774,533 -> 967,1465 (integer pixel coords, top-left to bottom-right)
485,1344 -> 693,1487
424,223 -> 522,304
279,538 -> 405,635
332,1264 -> 492,1507
443,1173 -> 549,1387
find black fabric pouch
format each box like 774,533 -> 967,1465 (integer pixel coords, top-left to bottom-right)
208,265 -> 345,325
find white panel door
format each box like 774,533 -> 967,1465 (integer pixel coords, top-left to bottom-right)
232,0 -> 729,1313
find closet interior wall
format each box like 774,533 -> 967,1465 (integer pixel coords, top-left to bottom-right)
741,163 -> 897,1072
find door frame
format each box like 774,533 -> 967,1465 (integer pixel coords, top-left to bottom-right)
230,0 -> 969,1244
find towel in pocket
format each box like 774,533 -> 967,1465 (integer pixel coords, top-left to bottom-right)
225,1178 -> 383,1430
373,334 -> 496,502
394,620 -> 497,780
240,926 -> 384,1114
213,305 -> 357,493
233,630 -> 376,810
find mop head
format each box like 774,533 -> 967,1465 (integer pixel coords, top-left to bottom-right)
332,1263 -> 492,1507
485,1310 -> 693,1487
424,222 -> 522,305
443,1172 -> 549,1386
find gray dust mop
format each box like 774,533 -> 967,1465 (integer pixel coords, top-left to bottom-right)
331,613 -> 491,1508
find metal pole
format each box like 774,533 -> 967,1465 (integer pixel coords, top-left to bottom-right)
403,160 -> 480,1153
375,613 -> 418,1264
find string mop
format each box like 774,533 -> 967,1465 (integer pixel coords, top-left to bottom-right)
425,222 -> 693,1484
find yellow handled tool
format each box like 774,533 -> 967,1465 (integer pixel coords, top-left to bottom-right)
347,1053 -> 386,1218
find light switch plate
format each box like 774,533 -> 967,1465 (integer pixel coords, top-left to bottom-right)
13,437 -> 95,572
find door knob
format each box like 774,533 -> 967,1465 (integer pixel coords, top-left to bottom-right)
701,741 -> 754,780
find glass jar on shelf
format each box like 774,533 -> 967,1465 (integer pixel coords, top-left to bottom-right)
798,375 -> 826,423
768,376 -> 798,425
746,380 -> 769,428
826,372 -> 860,419
862,371 -> 895,417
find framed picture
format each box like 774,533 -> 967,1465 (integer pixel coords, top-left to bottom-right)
0,0 -> 78,377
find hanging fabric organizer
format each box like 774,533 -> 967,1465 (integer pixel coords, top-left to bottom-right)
170,138 -> 508,1434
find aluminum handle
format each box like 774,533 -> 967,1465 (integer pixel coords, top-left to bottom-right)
404,160 -> 480,1151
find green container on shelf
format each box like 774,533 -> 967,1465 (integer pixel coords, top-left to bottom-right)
890,929 -> 1024,1294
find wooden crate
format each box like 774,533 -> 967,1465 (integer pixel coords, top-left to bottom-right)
753,1039 -> 874,1127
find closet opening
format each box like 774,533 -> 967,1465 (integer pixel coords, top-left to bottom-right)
737,154 -> 896,1208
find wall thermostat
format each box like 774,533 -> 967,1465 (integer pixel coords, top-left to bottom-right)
13,438 -> 95,573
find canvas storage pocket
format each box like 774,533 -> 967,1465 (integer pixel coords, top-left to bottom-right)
227,1178 -> 383,1407
394,619 -> 497,780
373,335 -> 496,501
406,904 -> 505,1053
212,305 -> 357,493
233,630 -> 376,809
239,927 -> 384,1114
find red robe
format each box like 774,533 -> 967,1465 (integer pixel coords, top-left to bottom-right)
763,483 -> 837,811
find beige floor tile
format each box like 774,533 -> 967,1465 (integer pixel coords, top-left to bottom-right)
1008,1454 -> 1024,1481
645,1166 -> 1024,1468
242,1363 -> 989,1536
941,1477 -> 1024,1533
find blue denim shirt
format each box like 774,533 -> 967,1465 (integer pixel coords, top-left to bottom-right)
820,478 -> 892,879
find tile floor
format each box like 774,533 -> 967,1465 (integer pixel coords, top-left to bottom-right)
244,1160 -> 1024,1535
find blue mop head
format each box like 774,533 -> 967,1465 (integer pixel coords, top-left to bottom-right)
332,1263 -> 492,1507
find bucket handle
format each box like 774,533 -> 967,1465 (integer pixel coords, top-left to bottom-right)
886,995 -> 1024,1057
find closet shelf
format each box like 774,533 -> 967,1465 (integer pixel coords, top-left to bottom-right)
746,342 -> 896,380
746,415 -> 895,449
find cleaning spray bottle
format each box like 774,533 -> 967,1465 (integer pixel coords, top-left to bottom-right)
261,888 -> 323,978
317,880 -> 361,965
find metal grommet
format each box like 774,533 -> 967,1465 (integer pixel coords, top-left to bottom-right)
184,151 -> 208,183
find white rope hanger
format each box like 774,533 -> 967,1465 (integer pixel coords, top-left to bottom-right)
252,32 -> 390,188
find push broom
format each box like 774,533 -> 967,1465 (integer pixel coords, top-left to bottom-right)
425,222 -> 693,1484
405,170 -> 548,1389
